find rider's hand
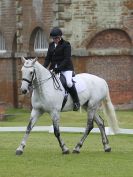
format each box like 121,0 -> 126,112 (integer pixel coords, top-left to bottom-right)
54,68 -> 60,74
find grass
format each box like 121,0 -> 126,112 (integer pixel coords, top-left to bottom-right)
0,132 -> 133,177
0,108 -> 133,177
1,108 -> 133,129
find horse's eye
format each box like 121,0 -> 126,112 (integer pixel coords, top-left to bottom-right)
30,71 -> 33,75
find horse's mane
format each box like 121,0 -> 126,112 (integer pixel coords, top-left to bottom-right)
30,60 -> 52,93
34,61 -> 50,75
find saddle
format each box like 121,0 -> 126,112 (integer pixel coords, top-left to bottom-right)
52,72 -> 84,111
60,73 -> 70,111
60,73 -> 69,91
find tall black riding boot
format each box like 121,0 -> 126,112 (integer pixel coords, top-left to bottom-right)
68,84 -> 80,111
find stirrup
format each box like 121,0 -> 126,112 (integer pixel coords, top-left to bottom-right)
73,102 -> 80,111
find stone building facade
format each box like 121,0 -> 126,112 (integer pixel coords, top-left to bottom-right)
0,0 -> 133,109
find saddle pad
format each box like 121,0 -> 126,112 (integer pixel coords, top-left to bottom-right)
73,76 -> 86,93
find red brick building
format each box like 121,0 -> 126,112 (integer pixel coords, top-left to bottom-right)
0,0 -> 133,109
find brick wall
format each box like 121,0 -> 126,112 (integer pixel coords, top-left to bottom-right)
16,0 -> 54,53
0,0 -> 16,52
0,58 -> 16,106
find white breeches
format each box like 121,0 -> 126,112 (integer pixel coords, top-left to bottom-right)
61,71 -> 73,88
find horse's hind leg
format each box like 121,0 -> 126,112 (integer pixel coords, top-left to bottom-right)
16,108 -> 42,155
94,114 -> 111,152
51,110 -> 70,154
73,108 -> 95,153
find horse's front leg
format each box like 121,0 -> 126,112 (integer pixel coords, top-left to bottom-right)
50,110 -> 70,154
73,108 -> 96,153
94,114 -> 111,152
16,108 -> 42,155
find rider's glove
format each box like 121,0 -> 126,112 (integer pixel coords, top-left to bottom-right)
54,68 -> 60,74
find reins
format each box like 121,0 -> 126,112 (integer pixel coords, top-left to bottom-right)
22,65 -> 62,91
50,71 -> 62,91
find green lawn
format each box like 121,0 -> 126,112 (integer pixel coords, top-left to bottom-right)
0,132 -> 133,177
0,108 -> 133,177
1,108 -> 133,129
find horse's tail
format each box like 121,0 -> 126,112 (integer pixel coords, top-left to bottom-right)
102,86 -> 119,134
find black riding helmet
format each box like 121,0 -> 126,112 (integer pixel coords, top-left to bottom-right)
50,27 -> 62,37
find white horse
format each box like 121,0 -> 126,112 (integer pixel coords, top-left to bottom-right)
16,57 -> 119,155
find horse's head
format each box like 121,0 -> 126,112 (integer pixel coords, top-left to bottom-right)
21,56 -> 37,94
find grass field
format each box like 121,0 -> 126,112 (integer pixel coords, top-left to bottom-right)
0,133 -> 133,177
1,108 -> 133,129
0,108 -> 133,177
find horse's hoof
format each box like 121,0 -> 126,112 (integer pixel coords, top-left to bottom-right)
72,149 -> 80,154
16,149 -> 23,155
62,149 -> 70,155
104,147 -> 111,152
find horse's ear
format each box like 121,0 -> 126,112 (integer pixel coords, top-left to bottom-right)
21,56 -> 26,64
32,57 -> 38,64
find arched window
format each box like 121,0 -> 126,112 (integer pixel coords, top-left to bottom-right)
34,29 -> 48,52
0,32 -> 6,53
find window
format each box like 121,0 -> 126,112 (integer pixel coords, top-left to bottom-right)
34,29 -> 48,52
0,32 -> 6,53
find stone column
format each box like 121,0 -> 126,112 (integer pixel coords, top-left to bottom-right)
16,0 -> 23,52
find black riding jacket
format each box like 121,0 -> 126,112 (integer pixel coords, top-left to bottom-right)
44,38 -> 74,71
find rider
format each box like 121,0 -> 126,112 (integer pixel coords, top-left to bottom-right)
43,27 -> 80,111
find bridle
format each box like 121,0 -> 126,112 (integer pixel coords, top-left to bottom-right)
22,65 -> 36,88
22,65 -> 62,91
